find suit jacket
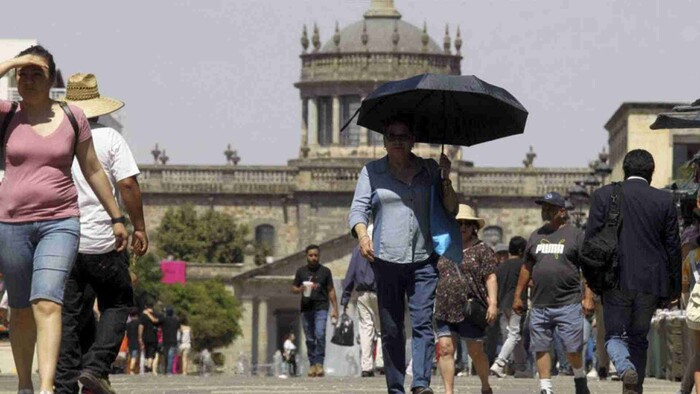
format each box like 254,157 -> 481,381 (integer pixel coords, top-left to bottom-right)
585,178 -> 681,299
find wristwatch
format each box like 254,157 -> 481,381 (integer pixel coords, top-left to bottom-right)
111,216 -> 126,225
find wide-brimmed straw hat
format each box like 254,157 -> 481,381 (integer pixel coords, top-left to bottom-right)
455,204 -> 486,230
60,73 -> 124,118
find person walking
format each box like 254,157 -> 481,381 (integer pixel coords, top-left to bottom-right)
178,317 -> 192,375
291,244 -> 339,377
125,310 -> 141,375
283,333 -> 298,377
349,115 -> 458,394
434,204 -> 498,394
513,192 -> 594,394
53,72 -> 148,394
585,149 -> 681,394
138,303 -> 160,374
490,236 -> 529,377
341,224 -> 383,377
0,47 -> 127,394
160,307 -> 180,375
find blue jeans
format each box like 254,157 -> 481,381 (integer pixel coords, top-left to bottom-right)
166,345 -> 178,374
373,256 -> 438,394
603,288 -> 658,386
302,309 -> 328,366
0,217 -> 80,308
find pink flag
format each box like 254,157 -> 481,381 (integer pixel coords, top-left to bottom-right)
160,260 -> 186,284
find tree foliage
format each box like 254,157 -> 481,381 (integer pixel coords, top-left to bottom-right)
159,280 -> 243,351
155,205 -> 247,264
131,253 -> 243,351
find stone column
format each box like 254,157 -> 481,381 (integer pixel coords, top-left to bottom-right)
301,98 -> 309,147
332,96 -> 340,145
308,98 -> 318,147
256,298 -> 269,366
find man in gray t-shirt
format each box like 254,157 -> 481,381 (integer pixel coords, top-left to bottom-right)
513,192 -> 594,394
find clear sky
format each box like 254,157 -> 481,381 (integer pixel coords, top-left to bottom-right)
4,0 -> 699,167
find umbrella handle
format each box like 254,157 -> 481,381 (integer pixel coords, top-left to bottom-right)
440,144 -> 446,180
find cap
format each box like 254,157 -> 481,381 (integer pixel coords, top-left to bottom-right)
535,191 -> 567,208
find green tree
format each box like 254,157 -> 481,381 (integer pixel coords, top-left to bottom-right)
156,205 -> 247,263
159,280 -> 243,350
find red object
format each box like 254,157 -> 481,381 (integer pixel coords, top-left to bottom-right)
160,261 -> 186,284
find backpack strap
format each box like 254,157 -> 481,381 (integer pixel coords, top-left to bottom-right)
607,182 -> 624,227
0,101 -> 19,164
58,101 -> 80,155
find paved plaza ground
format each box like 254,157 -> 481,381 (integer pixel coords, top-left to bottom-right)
0,374 -> 684,394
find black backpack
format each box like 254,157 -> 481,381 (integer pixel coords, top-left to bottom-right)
580,182 -> 624,295
1,101 -> 80,170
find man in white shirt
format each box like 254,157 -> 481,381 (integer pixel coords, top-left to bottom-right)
55,74 -> 148,394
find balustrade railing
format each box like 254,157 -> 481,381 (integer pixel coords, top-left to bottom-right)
138,164 -> 587,196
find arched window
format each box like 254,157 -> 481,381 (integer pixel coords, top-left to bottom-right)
255,224 -> 275,254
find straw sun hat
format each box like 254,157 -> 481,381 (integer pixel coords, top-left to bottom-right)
60,73 -> 124,118
455,204 -> 486,230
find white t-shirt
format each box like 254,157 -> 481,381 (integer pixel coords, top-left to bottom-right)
71,123 -> 140,254
283,339 -> 296,353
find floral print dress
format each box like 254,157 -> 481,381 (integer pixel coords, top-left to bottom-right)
434,240 -> 498,323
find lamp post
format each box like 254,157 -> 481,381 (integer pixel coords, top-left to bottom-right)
566,148 -> 612,229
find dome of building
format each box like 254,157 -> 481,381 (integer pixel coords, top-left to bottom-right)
320,19 -> 442,54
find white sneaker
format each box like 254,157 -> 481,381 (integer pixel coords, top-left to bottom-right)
586,368 -> 598,379
490,360 -> 506,378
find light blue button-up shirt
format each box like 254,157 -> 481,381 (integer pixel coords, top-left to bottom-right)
349,155 -> 440,264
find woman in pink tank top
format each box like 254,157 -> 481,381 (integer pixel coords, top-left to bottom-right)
0,46 -> 128,394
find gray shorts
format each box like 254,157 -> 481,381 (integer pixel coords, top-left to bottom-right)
529,303 -> 584,353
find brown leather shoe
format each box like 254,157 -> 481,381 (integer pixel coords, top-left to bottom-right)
314,364 -> 324,377
307,364 -> 317,377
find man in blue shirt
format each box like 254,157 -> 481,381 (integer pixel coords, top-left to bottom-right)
341,225 -> 383,377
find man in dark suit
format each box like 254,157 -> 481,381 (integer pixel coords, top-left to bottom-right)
585,149 -> 681,394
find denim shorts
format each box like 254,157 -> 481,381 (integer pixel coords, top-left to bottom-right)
435,318 -> 486,341
529,302 -> 584,353
0,217 -> 80,308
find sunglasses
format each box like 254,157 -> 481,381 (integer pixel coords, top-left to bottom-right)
385,133 -> 413,142
458,221 -> 476,228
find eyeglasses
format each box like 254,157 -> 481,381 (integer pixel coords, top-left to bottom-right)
385,133 -> 413,142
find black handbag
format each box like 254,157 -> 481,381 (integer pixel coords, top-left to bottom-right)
581,183 -> 624,295
452,260 -> 489,329
330,313 -> 354,347
464,298 -> 488,330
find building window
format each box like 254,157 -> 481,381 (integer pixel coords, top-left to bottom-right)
255,224 -> 275,255
317,96 -> 333,146
340,95 -> 361,147
673,142 -> 700,180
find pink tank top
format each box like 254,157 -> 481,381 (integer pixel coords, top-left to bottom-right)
0,100 -> 92,222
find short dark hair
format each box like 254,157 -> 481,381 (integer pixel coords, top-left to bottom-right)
305,244 -> 320,254
508,236 -> 527,256
623,149 -> 654,182
16,45 -> 56,82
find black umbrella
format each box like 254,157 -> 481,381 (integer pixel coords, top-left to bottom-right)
342,74 -> 528,147
650,99 -> 700,130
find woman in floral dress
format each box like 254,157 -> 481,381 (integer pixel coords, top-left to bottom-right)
435,204 -> 498,394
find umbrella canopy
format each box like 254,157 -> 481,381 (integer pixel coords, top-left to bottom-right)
350,74 -> 528,147
650,99 -> 700,130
